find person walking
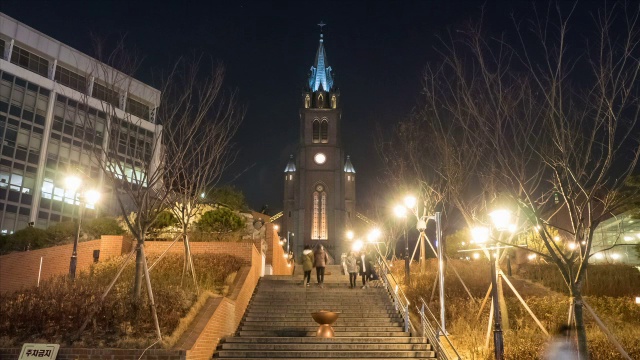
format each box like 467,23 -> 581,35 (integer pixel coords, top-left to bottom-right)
314,245 -> 329,287
356,250 -> 370,289
346,251 -> 358,289
301,245 -> 314,287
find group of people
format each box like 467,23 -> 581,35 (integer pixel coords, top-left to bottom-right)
301,244 -> 329,287
300,244 -> 379,289
344,248 -> 379,289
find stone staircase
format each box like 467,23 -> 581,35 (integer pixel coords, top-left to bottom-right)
214,265 -> 436,359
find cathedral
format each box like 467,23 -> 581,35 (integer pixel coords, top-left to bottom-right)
282,27 -> 356,261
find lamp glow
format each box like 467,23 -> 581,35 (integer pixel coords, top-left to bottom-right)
489,209 -> 512,231
567,242 -> 577,250
84,190 -> 101,204
593,252 -> 604,260
635,297 -> 640,305
368,228 -> 382,242
611,253 -> 620,260
346,230 -> 354,240
64,176 -> 82,192
394,204 -> 407,218
472,252 -> 480,259
527,253 -> 537,260
273,225 -> 279,231
624,236 -> 633,241
352,240 -> 364,252
471,226 -> 490,243
403,195 -> 417,209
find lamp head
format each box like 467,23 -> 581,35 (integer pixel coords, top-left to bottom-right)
489,209 -> 512,231
352,240 -> 364,252
471,226 -> 490,243
84,190 -> 101,204
403,195 -> 417,209
346,230 -> 354,240
273,224 -> 279,231
394,205 -> 407,218
64,175 -> 82,192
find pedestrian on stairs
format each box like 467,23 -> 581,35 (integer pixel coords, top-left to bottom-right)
314,245 -> 329,287
301,245 -> 314,287
357,250 -> 370,289
346,251 -> 358,288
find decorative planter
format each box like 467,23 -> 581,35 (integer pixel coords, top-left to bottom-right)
311,310 -> 340,338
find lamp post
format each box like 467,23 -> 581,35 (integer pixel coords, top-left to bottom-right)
393,204 -> 409,284
472,209 -> 513,360
402,195 -> 446,334
287,231 -> 293,254
64,175 -> 100,280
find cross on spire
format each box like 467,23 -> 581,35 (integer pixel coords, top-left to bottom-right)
318,21 -> 326,38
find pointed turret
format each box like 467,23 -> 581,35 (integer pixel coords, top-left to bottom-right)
284,154 -> 297,173
344,155 -> 356,173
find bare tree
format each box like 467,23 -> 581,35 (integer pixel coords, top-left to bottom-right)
388,3 -> 640,357
161,58 -> 243,291
69,39 -> 241,343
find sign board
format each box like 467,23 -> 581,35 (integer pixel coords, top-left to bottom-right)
18,343 -> 59,359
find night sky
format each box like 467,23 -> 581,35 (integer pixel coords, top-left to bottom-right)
1,1 -> 606,213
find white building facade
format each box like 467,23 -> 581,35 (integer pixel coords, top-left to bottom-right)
0,13 -> 161,233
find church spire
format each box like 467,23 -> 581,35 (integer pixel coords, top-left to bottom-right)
344,155 -> 356,173
308,21 -> 334,92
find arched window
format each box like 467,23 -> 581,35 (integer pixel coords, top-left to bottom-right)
312,119 -> 320,143
312,191 -> 319,239
320,119 -> 328,143
312,186 -> 328,240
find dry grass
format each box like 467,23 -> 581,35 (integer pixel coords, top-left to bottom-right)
0,253 -> 245,348
391,259 -> 640,359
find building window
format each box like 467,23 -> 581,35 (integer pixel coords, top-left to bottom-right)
10,46 -> 49,77
312,119 -> 320,143
92,82 -> 119,107
320,119 -> 328,143
55,66 -> 87,93
0,39 -> 5,60
312,187 -> 328,240
312,191 -> 319,239
347,175 -> 351,181
126,97 -> 150,120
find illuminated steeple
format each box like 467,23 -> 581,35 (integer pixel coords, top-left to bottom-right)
308,22 -> 334,92
344,155 -> 355,173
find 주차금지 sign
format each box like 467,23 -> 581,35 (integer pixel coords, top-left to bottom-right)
18,343 -> 59,359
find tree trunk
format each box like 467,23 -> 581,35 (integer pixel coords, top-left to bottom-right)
132,239 -> 144,300
573,292 -> 590,359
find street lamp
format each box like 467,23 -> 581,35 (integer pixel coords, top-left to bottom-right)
393,204 -> 410,284
400,194 -> 446,334
472,208 -> 514,360
64,175 -> 100,280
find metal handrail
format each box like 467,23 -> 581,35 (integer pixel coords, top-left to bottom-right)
376,256 -> 411,333
418,297 -> 462,360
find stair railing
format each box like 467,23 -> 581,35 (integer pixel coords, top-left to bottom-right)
376,257 -> 411,333
417,297 -> 462,360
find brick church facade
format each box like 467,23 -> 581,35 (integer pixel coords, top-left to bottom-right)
282,28 -> 356,261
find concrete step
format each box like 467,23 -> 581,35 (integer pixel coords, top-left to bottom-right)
241,319 -> 401,326
243,315 -> 402,321
221,343 -> 431,351
239,326 -> 404,332
222,337 -> 427,344
216,358 -> 435,360
236,330 -> 410,337
215,350 -> 436,358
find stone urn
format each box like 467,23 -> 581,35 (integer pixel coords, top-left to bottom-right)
311,310 -> 340,338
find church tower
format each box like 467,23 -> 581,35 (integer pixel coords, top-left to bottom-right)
283,26 -> 356,261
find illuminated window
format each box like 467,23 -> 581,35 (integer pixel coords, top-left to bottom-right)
312,191 -> 319,239
312,186 -> 328,240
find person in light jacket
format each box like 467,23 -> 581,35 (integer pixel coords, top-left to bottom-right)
301,245 -> 314,287
356,250 -> 370,289
345,251 -> 358,289
314,245 -> 329,286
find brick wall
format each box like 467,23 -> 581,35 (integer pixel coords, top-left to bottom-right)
268,223 -> 293,275
0,239 -> 102,294
176,245 -> 263,360
144,241 -> 254,263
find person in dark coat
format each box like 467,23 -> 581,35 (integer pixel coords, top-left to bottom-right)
314,245 -> 329,287
301,245 -> 314,287
356,250 -> 371,289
